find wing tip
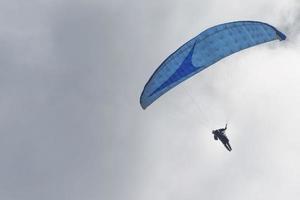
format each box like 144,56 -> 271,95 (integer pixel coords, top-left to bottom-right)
139,95 -> 148,110
276,30 -> 287,41
140,104 -> 147,110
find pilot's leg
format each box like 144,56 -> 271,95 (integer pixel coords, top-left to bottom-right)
227,142 -> 232,151
224,143 -> 231,151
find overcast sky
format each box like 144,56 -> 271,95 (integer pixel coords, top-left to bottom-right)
0,0 -> 300,200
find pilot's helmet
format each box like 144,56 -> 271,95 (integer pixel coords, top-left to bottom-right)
214,135 -> 218,140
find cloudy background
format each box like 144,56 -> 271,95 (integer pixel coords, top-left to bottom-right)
0,0 -> 300,199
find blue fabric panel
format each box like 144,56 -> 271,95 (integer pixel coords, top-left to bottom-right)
140,21 -> 286,109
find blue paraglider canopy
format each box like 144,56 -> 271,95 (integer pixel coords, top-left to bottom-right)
140,21 -> 286,109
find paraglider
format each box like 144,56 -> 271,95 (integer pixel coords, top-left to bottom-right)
140,21 -> 286,109
212,124 -> 232,151
140,21 -> 286,152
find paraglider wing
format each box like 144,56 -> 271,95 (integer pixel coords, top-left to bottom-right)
140,21 -> 286,109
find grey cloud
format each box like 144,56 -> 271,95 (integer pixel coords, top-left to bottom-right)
0,0 -> 299,200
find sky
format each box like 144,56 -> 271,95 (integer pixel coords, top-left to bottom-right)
0,0 -> 300,200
